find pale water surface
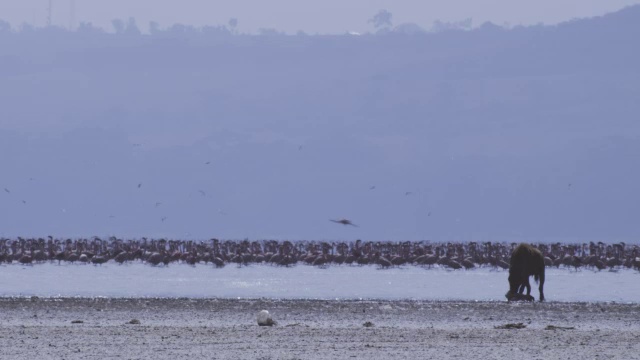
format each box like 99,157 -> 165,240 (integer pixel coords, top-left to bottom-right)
0,264 -> 638,302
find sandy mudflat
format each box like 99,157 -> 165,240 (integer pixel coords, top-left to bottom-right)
0,298 -> 639,360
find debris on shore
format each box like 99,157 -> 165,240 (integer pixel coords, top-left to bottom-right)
495,323 -> 526,329
545,325 -> 575,330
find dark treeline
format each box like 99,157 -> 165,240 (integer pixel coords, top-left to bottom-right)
2,7 -> 639,77
0,6 -> 639,241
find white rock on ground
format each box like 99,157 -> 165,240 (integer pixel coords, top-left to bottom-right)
257,310 -> 275,326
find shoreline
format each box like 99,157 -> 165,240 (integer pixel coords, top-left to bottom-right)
1,295 -> 638,304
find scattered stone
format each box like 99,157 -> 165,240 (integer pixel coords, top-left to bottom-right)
363,321 -> 374,328
257,310 -> 275,326
495,323 -> 527,329
545,325 -> 575,330
71,320 -> 83,324
127,319 -> 141,325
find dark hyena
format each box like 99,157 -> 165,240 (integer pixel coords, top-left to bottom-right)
506,243 -> 545,302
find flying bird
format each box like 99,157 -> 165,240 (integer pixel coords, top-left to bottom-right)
369,186 -> 376,190
155,202 -> 162,207
4,188 -> 9,193
137,183 -> 142,188
198,190 -> 206,197
405,191 -> 412,196
330,218 -> 358,227
22,200 -> 26,204
161,216 -> 167,222
205,161 -> 211,165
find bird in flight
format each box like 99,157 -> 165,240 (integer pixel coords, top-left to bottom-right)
4,188 -> 9,193
22,200 -> 26,204
137,183 -> 142,188
369,185 -> 376,190
155,202 -> 162,207
405,191 -> 412,196
330,218 -> 358,227
161,216 -> 167,222
198,190 -> 206,197
205,161 -> 211,165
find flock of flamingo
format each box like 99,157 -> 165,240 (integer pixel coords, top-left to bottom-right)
1,236 -> 639,271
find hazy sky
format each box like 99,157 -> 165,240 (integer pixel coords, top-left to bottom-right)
1,4 -> 639,240
2,0 -> 640,33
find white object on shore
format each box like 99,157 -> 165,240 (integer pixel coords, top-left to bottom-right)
257,310 -> 275,326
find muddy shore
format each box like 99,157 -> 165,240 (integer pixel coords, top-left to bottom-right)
0,298 -> 638,359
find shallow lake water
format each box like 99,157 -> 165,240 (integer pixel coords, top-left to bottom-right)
0,263 -> 638,302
